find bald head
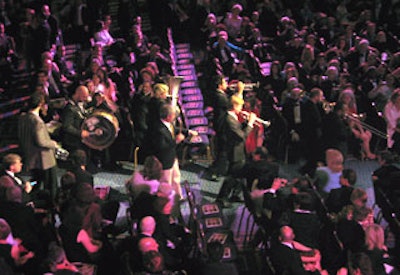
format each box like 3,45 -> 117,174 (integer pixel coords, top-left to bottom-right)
73,85 -> 89,102
279,226 -> 295,242
138,237 -> 159,253
140,216 -> 156,236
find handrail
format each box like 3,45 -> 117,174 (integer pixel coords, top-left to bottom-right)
0,96 -> 30,109
0,108 -> 22,120
0,144 -> 19,154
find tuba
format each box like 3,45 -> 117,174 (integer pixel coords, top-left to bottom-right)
164,75 -> 184,108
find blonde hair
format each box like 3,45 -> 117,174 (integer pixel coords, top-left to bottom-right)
365,224 -> 385,250
153,83 -> 169,99
230,95 -> 244,106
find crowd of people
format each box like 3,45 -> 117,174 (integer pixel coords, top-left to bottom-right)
1,0 -> 400,274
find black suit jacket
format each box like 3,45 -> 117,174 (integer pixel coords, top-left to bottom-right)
70,167 -> 93,186
326,186 -> 354,213
152,120 -> 177,170
62,100 -> 87,151
212,90 -> 229,132
0,201 -> 46,256
270,242 -> 308,275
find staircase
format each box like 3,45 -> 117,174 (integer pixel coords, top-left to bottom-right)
168,31 -> 212,164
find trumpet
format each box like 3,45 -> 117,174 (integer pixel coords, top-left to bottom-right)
322,100 -> 336,114
240,111 -> 271,127
228,82 -> 260,91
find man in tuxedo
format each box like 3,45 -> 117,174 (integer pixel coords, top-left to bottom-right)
299,88 -> 325,176
18,92 -> 59,200
0,153 -> 32,202
68,149 -> 93,186
326,168 -> 357,214
208,75 -> 230,180
61,85 -> 90,152
270,226 -> 309,275
152,103 -> 197,200
216,95 -> 256,207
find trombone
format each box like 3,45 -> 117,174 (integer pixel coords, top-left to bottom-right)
345,113 -> 388,140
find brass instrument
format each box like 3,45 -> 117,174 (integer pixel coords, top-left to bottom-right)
345,113 -> 388,140
163,75 -> 184,108
228,82 -> 260,91
322,100 -> 336,114
240,110 -> 271,127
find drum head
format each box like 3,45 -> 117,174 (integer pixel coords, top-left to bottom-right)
82,111 -> 119,150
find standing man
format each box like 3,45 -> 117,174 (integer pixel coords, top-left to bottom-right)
208,75 -> 230,180
61,85 -> 90,153
299,88 -> 325,176
216,95 -> 256,207
18,92 -> 58,200
152,103 -> 197,200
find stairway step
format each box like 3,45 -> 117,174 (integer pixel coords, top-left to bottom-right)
178,69 -> 196,76
180,81 -> 198,88
175,43 -> 191,50
177,53 -> 193,59
176,48 -> 191,54
183,101 -> 204,109
190,126 -> 210,135
187,117 -> 208,126
185,109 -> 205,117
177,64 -> 195,70
181,74 -> 197,81
183,95 -> 203,102
181,88 -> 201,96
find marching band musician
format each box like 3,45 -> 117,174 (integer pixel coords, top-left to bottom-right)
216,95 -> 256,208
151,103 -> 198,201
61,85 -> 90,153
18,92 -> 59,200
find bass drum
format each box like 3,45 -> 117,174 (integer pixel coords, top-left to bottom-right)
81,110 -> 119,150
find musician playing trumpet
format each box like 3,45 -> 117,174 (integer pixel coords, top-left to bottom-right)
216,95 -> 257,207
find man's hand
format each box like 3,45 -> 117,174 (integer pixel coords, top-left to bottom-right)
188,130 -> 198,136
271,177 -> 288,191
81,130 -> 90,139
247,112 -> 257,127
176,133 -> 185,143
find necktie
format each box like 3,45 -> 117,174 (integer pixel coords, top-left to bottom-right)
169,123 -> 175,138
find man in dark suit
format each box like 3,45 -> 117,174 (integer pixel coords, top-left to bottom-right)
326,168 -> 357,214
270,226 -> 309,275
216,95 -> 256,207
299,88 -> 325,176
41,4 -> 59,47
208,75 -> 230,180
31,12 -> 51,70
152,103 -> 197,200
61,85 -> 90,152
68,149 -> 93,186
18,92 -> 59,200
